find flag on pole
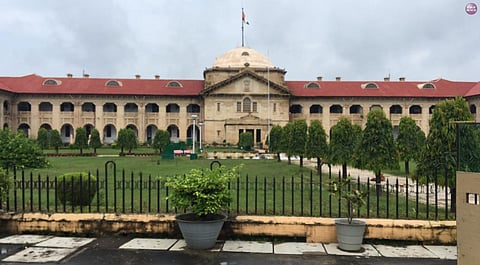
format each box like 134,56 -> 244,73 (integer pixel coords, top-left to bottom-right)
242,10 -> 250,25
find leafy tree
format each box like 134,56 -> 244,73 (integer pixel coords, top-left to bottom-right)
74,127 -> 88,154
152,130 -> 171,154
89,128 -> 102,154
126,128 -> 138,154
396,117 -> 425,175
417,97 -> 476,212
37,128 -> 49,150
357,109 -> 398,195
117,128 -> 128,155
292,119 -> 308,167
50,129 -> 63,154
0,129 -> 48,169
281,123 -> 294,164
238,132 -> 254,151
305,120 -> 328,174
267,125 -> 283,162
329,118 -> 362,178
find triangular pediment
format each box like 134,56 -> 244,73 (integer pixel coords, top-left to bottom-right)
201,69 -> 291,97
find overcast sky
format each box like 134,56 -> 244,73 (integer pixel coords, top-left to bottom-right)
1,0 -> 479,82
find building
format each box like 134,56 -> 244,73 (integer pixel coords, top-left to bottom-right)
0,46 -> 479,146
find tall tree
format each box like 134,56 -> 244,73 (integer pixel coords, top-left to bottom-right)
50,129 -> 62,154
37,128 -> 49,150
396,116 -> 425,175
292,119 -> 308,167
417,97 -> 476,212
152,130 -> 171,154
357,109 -> 398,195
89,128 -> 102,154
281,123 -> 294,164
126,128 -> 138,154
267,125 -> 283,162
305,120 -> 328,174
74,127 -> 88,154
329,118 -> 362,178
117,128 -> 128,155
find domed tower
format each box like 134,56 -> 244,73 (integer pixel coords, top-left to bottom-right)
201,47 -> 291,147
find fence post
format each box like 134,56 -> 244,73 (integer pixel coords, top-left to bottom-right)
105,160 -> 116,213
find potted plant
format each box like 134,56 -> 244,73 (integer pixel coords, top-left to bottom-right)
165,165 -> 241,249
329,175 -> 368,252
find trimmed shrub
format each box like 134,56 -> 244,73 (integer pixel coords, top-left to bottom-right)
56,172 -> 98,206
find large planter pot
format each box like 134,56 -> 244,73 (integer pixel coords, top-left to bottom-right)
176,213 -> 226,250
335,218 -> 367,252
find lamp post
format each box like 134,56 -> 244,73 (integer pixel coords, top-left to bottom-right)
198,121 -> 203,152
192,114 -> 197,155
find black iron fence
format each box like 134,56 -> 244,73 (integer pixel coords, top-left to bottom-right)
0,164 -> 454,221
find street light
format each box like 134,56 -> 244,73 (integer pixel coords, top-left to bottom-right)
192,114 -> 197,155
198,121 -> 203,152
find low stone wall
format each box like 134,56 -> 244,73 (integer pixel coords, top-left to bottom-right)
0,213 -> 456,244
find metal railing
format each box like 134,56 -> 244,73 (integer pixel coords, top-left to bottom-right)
0,165 -> 454,221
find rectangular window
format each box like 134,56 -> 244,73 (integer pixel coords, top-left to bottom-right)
217,102 -> 221,112
273,103 -> 277,112
252,102 -> 257,112
237,102 -> 242,112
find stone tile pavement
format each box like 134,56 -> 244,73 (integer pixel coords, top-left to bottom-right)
0,234 -> 457,263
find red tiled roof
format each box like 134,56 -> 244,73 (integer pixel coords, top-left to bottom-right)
0,74 -> 479,98
0,74 -> 205,96
286,78 -> 477,98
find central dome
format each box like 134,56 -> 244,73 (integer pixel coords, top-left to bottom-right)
213,47 -> 273,68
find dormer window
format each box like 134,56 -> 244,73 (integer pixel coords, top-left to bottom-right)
43,79 -> 59,86
241,51 -> 250,56
422,83 -> 435,89
363,83 -> 378,89
106,80 -> 122,87
305,82 -> 320,88
167,81 -> 182,87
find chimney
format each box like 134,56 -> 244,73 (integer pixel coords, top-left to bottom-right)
135,74 -> 141,79
83,73 -> 89,78
316,76 -> 323,81
399,77 -> 406,82
154,75 -> 160,80
67,73 -> 73,78
384,77 -> 390,82
336,76 -> 341,81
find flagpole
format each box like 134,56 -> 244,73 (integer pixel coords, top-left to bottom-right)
241,8 -> 245,47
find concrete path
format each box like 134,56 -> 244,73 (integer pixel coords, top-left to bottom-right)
0,234 -> 456,264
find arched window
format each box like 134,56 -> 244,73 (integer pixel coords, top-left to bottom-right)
124,103 -> 138,113
166,103 -> 180,113
145,103 -> 159,113
305,82 -> 320,88
422,83 -> 435,89
409,105 -> 422,114
349,105 -> 363,114
329,104 -> 343,114
39,102 -> 52,112
390,105 -> 402,114
187,104 -> 201,113
370,105 -> 383,111
289,104 -> 302,114
429,105 -> 436,114
364,83 -> 378,89
43,79 -> 59,86
18,102 -> 31,112
310,104 -> 322,114
470,104 -> 477,114
82,102 -> 96,112
167,81 -> 182,87
106,80 -> 121,87
103,103 -> 117,112
243,98 -> 251,113
60,102 -> 74,112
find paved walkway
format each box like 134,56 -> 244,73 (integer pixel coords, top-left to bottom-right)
0,234 -> 456,264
